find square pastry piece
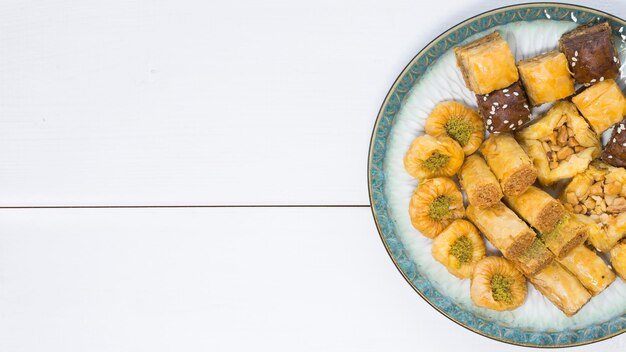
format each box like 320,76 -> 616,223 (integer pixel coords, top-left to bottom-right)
455,32 -> 519,95
517,51 -> 575,106
516,102 -> 600,186
560,162 -> 626,253
572,79 -> 626,134
559,22 -> 620,85
601,117 -> 626,167
476,81 -> 532,133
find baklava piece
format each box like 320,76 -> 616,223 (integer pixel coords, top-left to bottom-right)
466,202 -> 536,259
512,237 -> 554,277
516,101 -> 600,186
470,256 -> 527,311
459,155 -> 503,209
409,177 -> 465,238
529,262 -> 591,316
480,133 -> 537,196
404,135 -> 465,180
572,79 -> 626,134
560,162 -> 626,252
455,32 -> 519,95
504,186 -> 565,234
559,22 -> 620,85
600,117 -> 626,167
557,244 -> 615,296
517,51 -> 575,106
610,240 -> 626,281
476,81 -> 532,133
425,101 -> 484,156
540,213 -> 589,259
431,219 -> 486,279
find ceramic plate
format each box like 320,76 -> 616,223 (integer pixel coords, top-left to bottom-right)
368,3 -> 626,347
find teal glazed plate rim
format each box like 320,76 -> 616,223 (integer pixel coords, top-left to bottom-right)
368,2 -> 626,348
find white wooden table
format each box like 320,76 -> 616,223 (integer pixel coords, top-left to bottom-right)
1,1 -> 626,351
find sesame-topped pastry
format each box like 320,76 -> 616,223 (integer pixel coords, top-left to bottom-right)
516,101 -> 600,186
455,32 -> 519,95
476,81 -> 532,133
425,101 -> 484,155
480,133 -> 537,196
560,162 -> 626,253
517,51 -> 575,106
601,117 -> 626,167
572,79 -> 626,134
404,135 -> 465,180
559,22 -> 620,85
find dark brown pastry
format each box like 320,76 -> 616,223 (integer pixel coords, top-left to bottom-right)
559,22 -> 620,85
476,81 -> 532,133
601,117 -> 626,167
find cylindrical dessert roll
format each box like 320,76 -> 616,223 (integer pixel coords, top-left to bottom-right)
610,241 -> 626,281
466,202 -> 536,259
504,186 -> 564,234
540,213 -> 589,259
459,155 -> 503,209
529,262 -> 591,317
557,244 -> 615,296
480,133 -> 537,196
512,237 -> 554,277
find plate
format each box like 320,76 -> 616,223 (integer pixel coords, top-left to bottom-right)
368,3 -> 626,347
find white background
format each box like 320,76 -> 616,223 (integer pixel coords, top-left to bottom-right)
1,0 -> 626,351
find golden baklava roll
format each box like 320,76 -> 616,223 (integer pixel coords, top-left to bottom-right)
480,133 -> 537,196
540,213 -> 589,259
459,154 -> 503,209
504,186 -> 564,234
529,261 -> 592,316
610,240 -> 626,281
466,202 -> 535,259
518,51 -> 575,106
455,32 -> 519,95
512,237 -> 554,277
557,244 -> 615,296
572,79 -> 626,134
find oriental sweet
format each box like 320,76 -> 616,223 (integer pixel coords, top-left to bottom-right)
571,79 -> 626,134
431,220 -> 486,279
425,101 -> 484,156
409,177 -> 465,238
512,237 -> 554,277
516,101 -> 599,186
557,244 -> 615,296
480,133 -> 537,196
459,155 -> 503,209
404,135 -> 464,180
517,51 -> 575,106
470,256 -> 527,311
600,117 -> 626,167
455,32 -> 519,95
529,262 -> 591,316
610,240 -> 626,281
476,81 -> 532,133
504,186 -> 564,234
539,213 -> 588,259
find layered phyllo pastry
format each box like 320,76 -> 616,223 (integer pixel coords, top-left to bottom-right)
504,186 -> 564,234
432,219 -> 486,279
425,101 -> 484,155
529,261 -> 591,316
571,79 -> 626,134
459,155 -> 503,209
610,240 -> 626,281
512,237 -> 554,277
409,177 -> 465,238
600,117 -> 626,167
517,51 -> 575,106
480,133 -> 537,196
455,32 -> 519,95
557,244 -> 615,296
516,101 -> 600,186
560,162 -> 626,252
559,22 -> 620,85
539,213 -> 589,259
470,256 -> 527,311
404,135 -> 464,179
466,202 -> 535,259
475,81 -> 532,133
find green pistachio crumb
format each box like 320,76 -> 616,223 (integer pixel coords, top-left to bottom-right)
450,235 -> 474,267
429,196 -> 452,221
520,238 -> 545,260
444,117 -> 472,147
423,152 -> 450,172
491,274 -> 513,304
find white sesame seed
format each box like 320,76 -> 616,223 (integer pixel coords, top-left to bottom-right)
613,138 -> 617,143
572,62 -> 576,67
509,124 -> 515,128
503,89 -> 509,93
489,126 -> 494,131
485,93 -> 489,97
490,111 -> 495,115
505,94 -> 510,97
575,50 -> 578,56
622,142 -> 626,146
572,57 -> 577,62
483,96 -> 487,101
615,56 -> 619,63
591,79 -> 596,83
493,102 -> 499,106
600,76 -> 605,81
528,114 -> 532,118
609,155 -> 614,159
621,124 -> 625,129
503,120 -> 509,124
487,120 -> 492,125
518,120 -> 523,126
513,92 -> 519,96
502,104 -> 508,109
524,104 -> 529,109
609,265 -> 614,269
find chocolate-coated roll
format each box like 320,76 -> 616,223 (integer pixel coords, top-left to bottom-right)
559,22 -> 620,85
601,117 -> 626,167
476,81 -> 532,133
